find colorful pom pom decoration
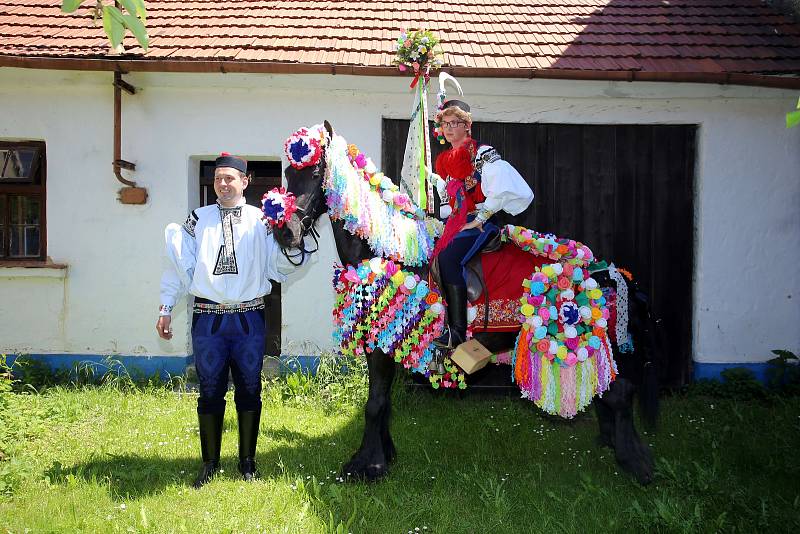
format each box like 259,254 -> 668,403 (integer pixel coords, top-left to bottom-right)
261,187 -> 298,228
284,125 -> 325,170
332,258 -> 446,373
512,260 -> 617,419
325,133 -> 442,266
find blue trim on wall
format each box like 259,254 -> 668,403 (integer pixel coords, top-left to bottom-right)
278,355 -> 321,375
5,353 -> 190,380
4,353 -> 325,379
693,362 -> 769,384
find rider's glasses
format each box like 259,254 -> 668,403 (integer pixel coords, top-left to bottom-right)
440,120 -> 467,129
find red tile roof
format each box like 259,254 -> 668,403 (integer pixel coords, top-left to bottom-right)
2,0 -> 800,88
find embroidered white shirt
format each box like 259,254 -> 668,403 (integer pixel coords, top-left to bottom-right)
160,199 -> 299,307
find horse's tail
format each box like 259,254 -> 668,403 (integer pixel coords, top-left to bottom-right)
639,356 -> 660,430
638,299 -> 663,430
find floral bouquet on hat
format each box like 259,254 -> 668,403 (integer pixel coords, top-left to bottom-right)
394,29 -> 443,78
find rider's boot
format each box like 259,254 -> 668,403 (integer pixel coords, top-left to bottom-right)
192,412 -> 224,489
434,283 -> 468,349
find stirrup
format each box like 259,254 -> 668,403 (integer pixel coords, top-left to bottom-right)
433,325 -> 464,350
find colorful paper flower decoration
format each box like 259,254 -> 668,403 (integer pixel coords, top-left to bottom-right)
284,125 -> 325,169
332,258 -> 445,372
513,261 -> 617,418
261,187 -> 298,228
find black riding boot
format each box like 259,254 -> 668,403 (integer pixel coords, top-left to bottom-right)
434,283 -> 468,349
192,412 -> 224,489
237,409 -> 261,481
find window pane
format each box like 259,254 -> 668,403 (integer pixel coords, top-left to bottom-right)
10,225 -> 39,257
0,148 -> 38,182
25,226 -> 40,256
10,196 -> 40,225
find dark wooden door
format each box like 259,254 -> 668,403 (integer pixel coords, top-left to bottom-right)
383,120 -> 696,386
200,160 -> 283,356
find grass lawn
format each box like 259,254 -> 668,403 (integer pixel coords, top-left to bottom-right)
1,367 -> 799,533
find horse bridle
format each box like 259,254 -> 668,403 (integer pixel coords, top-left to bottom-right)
280,204 -> 321,266
280,161 -> 326,266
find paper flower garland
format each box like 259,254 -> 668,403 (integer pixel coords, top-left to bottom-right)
512,262 -> 618,418
324,133 -> 442,266
261,187 -> 298,228
332,258 -> 445,372
502,225 -> 595,265
284,125 -> 325,169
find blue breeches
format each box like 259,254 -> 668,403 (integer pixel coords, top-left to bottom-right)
192,309 -> 265,415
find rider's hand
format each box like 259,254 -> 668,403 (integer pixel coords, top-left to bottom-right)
431,173 -> 447,199
460,219 -> 484,232
156,315 -> 173,340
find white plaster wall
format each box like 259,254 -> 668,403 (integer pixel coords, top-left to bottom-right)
0,68 -> 797,365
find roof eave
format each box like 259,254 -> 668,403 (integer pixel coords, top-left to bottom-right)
2,55 -> 799,90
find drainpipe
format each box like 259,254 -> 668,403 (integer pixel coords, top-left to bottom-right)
114,71 -> 147,204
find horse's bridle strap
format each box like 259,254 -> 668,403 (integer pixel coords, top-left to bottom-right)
280,206 -> 321,266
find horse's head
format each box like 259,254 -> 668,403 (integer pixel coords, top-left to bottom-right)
273,121 -> 335,250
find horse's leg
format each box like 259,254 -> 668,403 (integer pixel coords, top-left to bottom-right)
342,349 -> 394,481
594,394 -> 616,448
380,362 -> 397,464
597,377 -> 654,485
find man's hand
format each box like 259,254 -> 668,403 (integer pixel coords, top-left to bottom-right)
460,219 -> 484,232
431,172 -> 448,200
156,315 -> 173,340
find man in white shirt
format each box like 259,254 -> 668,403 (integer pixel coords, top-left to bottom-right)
158,153 -> 297,488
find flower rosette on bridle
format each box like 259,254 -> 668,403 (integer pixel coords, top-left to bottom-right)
261,187 -> 298,228
284,126 -> 325,170
332,258 -> 445,372
509,227 -> 618,419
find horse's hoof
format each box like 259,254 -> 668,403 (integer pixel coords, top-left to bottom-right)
616,441 -> 655,485
341,453 -> 389,482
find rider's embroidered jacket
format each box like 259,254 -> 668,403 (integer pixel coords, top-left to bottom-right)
159,198 -> 297,307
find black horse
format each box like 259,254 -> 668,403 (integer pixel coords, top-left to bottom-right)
274,122 -> 659,485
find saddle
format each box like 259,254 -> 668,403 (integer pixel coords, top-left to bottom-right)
464,231 -> 503,302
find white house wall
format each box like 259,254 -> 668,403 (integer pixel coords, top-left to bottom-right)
0,68 -> 798,374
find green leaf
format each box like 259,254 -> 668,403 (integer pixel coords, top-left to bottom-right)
132,0 -> 147,22
122,13 -> 149,51
102,6 -> 125,48
60,0 -> 83,14
119,0 -> 147,23
119,0 -> 138,17
787,110 -> 800,129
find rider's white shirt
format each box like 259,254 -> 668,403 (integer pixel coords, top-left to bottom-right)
159,198 -> 298,307
476,145 -> 534,216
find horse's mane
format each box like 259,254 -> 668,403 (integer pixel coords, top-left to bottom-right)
323,133 -> 442,267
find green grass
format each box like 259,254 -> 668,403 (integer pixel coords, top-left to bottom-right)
1,370 -> 799,533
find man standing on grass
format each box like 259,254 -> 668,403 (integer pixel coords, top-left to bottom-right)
157,153 -> 303,488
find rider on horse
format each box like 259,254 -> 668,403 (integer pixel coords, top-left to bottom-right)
431,100 -> 534,348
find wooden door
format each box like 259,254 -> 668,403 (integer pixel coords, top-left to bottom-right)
382,120 -> 696,386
